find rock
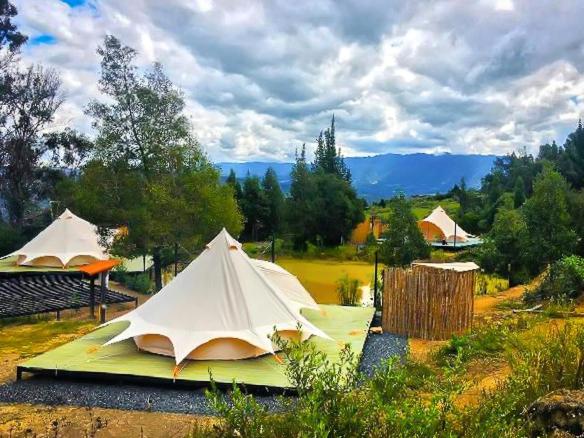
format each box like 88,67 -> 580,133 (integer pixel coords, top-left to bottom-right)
527,389 -> 584,436
369,326 -> 383,334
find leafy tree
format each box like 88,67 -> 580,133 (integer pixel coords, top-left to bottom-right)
240,174 -> 268,241
261,167 -> 284,235
0,66 -> 65,227
522,166 -> 576,273
287,144 -> 317,249
225,169 -> 242,202
311,172 -> 364,246
560,119 -> 584,189
513,176 -> 526,208
0,0 -> 26,54
379,194 -> 430,266
487,207 -> 527,284
72,36 -> 242,290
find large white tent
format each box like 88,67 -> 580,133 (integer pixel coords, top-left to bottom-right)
7,209 -> 108,268
103,229 -> 329,362
418,206 -> 470,243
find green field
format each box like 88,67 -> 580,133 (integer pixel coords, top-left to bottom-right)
277,258 -> 374,304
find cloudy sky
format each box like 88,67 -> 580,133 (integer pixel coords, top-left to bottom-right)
13,0 -> 584,162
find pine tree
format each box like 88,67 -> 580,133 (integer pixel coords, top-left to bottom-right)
226,169 -> 243,202
288,144 -> 317,249
560,119 -> 584,189
262,167 -> 284,235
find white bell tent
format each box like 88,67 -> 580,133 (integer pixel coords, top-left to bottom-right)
418,206 -> 470,243
103,229 -> 329,362
8,209 -> 108,268
250,258 -> 319,311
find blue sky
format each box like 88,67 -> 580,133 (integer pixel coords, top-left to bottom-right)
12,0 -> 584,162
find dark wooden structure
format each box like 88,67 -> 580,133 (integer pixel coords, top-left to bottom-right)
382,263 -> 476,340
0,273 -> 135,319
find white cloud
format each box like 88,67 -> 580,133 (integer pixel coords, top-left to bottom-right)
12,0 -> 584,161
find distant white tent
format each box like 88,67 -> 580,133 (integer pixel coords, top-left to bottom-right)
103,229 -> 329,362
418,206 -> 470,243
7,209 -> 108,268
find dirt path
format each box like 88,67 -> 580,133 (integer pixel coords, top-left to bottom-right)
473,285 -> 525,314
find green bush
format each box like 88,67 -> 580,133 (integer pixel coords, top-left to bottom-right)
336,274 -> 360,306
524,255 -> 584,303
435,316 -> 534,366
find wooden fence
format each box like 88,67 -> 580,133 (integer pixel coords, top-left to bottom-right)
381,265 -> 475,340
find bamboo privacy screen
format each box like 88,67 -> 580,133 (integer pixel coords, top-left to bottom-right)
382,265 -> 476,340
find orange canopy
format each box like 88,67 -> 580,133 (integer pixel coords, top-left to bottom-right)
79,259 -> 120,276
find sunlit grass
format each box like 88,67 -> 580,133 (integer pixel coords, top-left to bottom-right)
277,257 -> 374,304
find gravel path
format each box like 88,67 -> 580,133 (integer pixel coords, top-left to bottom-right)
0,330 -> 408,415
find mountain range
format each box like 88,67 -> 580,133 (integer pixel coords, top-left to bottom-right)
218,153 -> 498,201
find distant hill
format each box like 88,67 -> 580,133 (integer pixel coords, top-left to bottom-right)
218,153 -> 497,201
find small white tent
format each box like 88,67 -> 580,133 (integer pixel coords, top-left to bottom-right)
7,209 -> 108,268
418,206 -> 470,243
103,229 -> 329,362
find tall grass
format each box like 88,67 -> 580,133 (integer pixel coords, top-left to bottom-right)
336,274 -> 360,306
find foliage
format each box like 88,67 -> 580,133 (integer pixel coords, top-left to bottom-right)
522,165 -> 576,274
336,274 -> 360,306
262,167 -> 285,235
124,273 -> 152,294
475,272 -> 509,295
0,0 -> 27,54
287,142 -> 364,249
435,314 -> 539,368
524,255 -> 584,303
240,175 -> 268,240
379,193 -> 430,266
312,115 -> 351,182
64,35 -> 242,290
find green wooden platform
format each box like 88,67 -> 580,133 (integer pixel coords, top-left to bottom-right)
18,305 -> 374,389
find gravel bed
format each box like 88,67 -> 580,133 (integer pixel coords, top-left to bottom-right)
0,331 -> 407,414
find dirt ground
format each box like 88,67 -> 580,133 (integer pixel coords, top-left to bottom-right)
0,284 -> 215,438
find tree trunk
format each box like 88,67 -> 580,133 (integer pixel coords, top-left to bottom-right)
153,247 -> 163,292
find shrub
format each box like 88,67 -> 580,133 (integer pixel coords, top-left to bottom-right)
124,273 -> 152,294
336,274 -> 360,306
435,316 -> 534,366
524,255 -> 584,303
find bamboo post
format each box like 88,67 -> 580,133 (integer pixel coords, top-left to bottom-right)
100,271 -> 107,323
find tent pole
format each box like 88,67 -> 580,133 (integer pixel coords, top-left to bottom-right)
100,271 -> 106,323
174,242 -> 178,276
374,250 -> 379,309
454,223 -> 457,249
89,277 -> 95,319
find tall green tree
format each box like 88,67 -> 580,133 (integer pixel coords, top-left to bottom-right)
513,176 -> 526,208
287,144 -> 317,249
560,119 -> 584,189
312,115 -> 351,182
261,167 -> 284,235
240,174 -> 268,241
379,194 -> 430,266
72,36 -> 242,290
523,166 -> 576,273
226,169 -> 243,202
488,207 -> 527,284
